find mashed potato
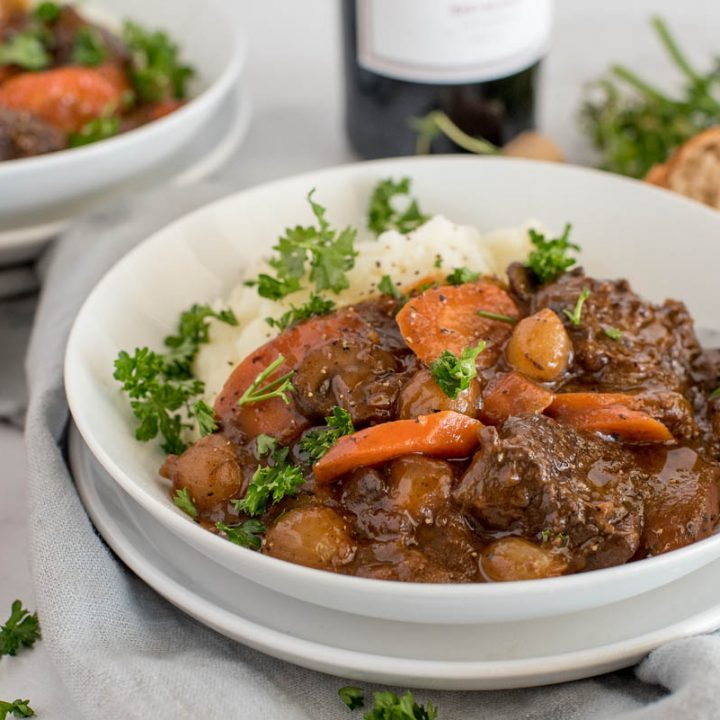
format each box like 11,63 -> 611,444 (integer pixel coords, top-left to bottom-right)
195,215 -> 540,401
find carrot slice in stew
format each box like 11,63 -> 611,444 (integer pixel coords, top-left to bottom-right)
547,392 -> 673,443
0,64 -> 129,132
481,371 -> 555,425
214,309 -> 368,444
313,410 -> 483,484
395,281 -> 519,368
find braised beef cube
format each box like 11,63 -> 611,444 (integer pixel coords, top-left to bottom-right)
635,446 -> 720,556
532,271 -> 702,394
293,338 -> 406,424
0,107 -> 66,160
453,414 -> 645,572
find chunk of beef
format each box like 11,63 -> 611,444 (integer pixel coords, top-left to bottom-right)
532,271 -> 702,395
453,414 -> 645,572
293,337 -> 407,425
634,446 -> 720,556
0,107 -> 66,160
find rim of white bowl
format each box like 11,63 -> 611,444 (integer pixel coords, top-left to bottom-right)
0,0 -> 245,177
65,155 -> 720,604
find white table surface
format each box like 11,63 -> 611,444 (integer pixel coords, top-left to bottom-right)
1,0 -> 717,713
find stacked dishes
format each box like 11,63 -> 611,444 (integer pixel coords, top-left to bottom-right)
0,0 -> 247,264
65,157 -> 720,689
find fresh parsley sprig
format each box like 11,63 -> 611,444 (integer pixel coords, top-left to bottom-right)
338,688 -> 438,720
299,407 -> 355,463
367,177 -> 429,236
526,225 -> 579,284
114,303 -> 236,454
123,20 -> 195,102
0,31 -> 50,70
477,309 -> 516,324
445,267 -> 480,286
71,27 -> 107,66
69,116 -> 120,148
216,519 -> 265,550
430,341 -> 486,399
173,487 -> 197,518
0,699 -> 34,719
563,287 -> 591,326
0,601 -> 40,658
237,355 -> 294,407
377,274 -> 400,298
253,191 -> 358,301
233,446 -> 304,517
265,293 -> 336,331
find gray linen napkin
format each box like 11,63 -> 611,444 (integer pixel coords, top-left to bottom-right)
22,185 -> 720,719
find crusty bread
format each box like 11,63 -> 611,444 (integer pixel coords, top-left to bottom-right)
645,126 -> 720,208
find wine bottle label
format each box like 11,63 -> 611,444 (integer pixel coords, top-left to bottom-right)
356,0 -> 553,84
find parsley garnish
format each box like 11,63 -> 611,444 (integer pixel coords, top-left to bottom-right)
123,21 -> 195,102
709,387 -> 720,400
252,191 -> 358,300
364,691 -> 438,720
603,326 -> 623,341
430,341 -> 486,399
255,433 -> 279,457
233,446 -> 305,516
378,274 -> 400,298
33,2 -> 61,23
69,116 -> 120,148
433,255 -> 443,268
0,699 -> 34,719
265,293 -> 336,331
339,686 -> 365,711
216,519 -> 265,550
114,304 -> 237,454
71,27 -> 106,66
0,32 -> 50,70
237,355 -> 295,407
445,267 -> 480,286
0,602 -> 40,658
477,309 -> 517,324
173,488 -> 197,518
367,177 -> 429,236
299,407 -> 355,463
563,288 -> 591,326
526,225 -> 579,284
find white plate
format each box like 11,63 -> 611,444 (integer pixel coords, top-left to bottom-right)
0,85 -> 251,266
65,156 -> 720,624
69,424 -> 720,690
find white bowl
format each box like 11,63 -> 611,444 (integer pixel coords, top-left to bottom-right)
65,156 -> 720,624
0,0 -> 244,226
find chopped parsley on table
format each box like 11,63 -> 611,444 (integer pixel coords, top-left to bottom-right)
0,601 -> 40,658
339,688 -> 438,720
367,177 -> 429,236
114,303 -> 237,454
299,407 -> 355,463
430,341 -> 486,399
0,699 -> 34,719
526,224 -> 579,284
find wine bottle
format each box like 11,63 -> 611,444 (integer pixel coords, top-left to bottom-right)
342,0 -> 553,158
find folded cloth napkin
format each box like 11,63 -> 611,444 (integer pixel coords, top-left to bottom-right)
22,184 -> 720,720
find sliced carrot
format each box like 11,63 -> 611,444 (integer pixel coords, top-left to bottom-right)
214,309 -> 368,444
0,64 -> 129,132
313,410 -> 483,484
547,393 -> 673,443
396,281 -> 519,368
481,372 -> 554,425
